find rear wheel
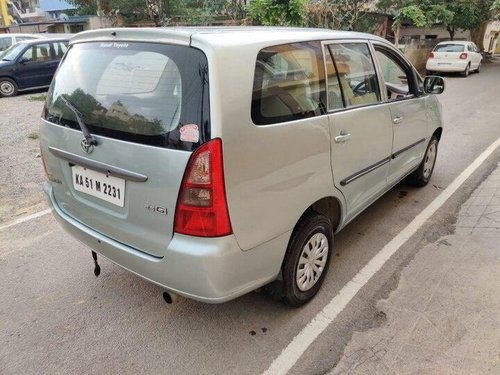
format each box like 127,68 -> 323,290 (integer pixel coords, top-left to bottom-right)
280,213 -> 333,307
407,136 -> 438,187
461,64 -> 470,77
0,78 -> 18,97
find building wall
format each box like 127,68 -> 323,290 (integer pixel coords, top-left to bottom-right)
400,25 -> 470,41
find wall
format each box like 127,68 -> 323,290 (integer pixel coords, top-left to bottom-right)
400,39 -> 440,73
399,25 -> 470,40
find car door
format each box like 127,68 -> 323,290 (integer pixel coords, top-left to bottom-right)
15,42 -> 56,89
325,41 -> 393,221
469,43 -> 482,69
371,43 -> 429,186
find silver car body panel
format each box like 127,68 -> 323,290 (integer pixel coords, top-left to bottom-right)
41,27 -> 443,302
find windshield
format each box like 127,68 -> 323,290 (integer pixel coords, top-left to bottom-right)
1,43 -> 25,61
44,42 -> 210,151
434,44 -> 465,53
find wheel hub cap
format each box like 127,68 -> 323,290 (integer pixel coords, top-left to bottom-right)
296,233 -> 329,292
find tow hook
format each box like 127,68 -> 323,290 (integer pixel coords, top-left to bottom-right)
91,251 -> 101,277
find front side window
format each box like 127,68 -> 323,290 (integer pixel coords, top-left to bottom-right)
22,43 -> 52,62
374,48 -> 413,100
327,43 -> 380,108
252,41 -> 325,125
44,42 -> 210,150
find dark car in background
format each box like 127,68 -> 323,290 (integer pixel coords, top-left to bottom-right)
0,37 -> 69,97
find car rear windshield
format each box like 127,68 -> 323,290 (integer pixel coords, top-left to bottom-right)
44,42 -> 210,151
433,44 -> 465,53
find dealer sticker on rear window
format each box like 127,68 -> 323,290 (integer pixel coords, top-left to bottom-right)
180,124 -> 200,143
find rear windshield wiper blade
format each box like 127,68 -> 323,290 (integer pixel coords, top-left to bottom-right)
59,95 -> 98,146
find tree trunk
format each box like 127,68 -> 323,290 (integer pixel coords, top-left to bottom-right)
447,26 -> 455,41
470,21 -> 489,51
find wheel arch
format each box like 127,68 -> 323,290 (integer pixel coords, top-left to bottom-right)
295,196 -> 343,235
433,127 -> 443,142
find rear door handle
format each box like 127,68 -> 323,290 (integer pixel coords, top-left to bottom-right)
393,116 -> 403,125
335,132 -> 351,143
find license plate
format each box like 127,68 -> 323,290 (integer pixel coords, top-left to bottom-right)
72,165 -> 125,207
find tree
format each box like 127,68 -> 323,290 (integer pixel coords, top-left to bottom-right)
308,0 -> 377,31
379,0 -> 497,45
246,0 -> 309,26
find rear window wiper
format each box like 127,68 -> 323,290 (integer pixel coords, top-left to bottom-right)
59,95 -> 98,147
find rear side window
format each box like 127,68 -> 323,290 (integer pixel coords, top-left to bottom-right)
252,41 -> 325,125
44,42 -> 210,151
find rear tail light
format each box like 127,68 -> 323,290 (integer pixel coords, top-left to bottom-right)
428,52 -> 435,59
459,53 -> 468,59
174,138 -> 232,237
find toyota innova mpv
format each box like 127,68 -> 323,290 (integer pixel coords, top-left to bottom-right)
40,27 -> 444,306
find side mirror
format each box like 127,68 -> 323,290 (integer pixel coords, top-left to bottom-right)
18,57 -> 30,64
424,76 -> 445,95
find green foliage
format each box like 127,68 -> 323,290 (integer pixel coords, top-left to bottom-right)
247,0 -> 309,26
28,94 -> 47,102
388,0 -> 496,40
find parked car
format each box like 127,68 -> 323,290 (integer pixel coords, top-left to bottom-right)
0,33 -> 46,52
40,28 -> 445,306
426,40 -> 482,77
0,37 -> 69,97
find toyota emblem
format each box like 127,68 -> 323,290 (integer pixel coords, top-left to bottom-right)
81,138 -> 94,154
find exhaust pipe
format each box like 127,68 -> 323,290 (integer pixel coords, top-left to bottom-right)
162,291 -> 180,304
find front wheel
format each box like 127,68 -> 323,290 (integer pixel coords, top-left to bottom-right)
475,63 -> 481,73
281,213 -> 333,307
407,136 -> 438,187
0,78 -> 18,97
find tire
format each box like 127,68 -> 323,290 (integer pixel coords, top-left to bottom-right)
475,63 -> 481,73
0,78 -> 18,97
461,64 -> 470,77
407,136 -> 438,187
426,70 -> 434,76
280,213 -> 333,307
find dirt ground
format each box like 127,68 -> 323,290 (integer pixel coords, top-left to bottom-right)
0,93 -> 47,224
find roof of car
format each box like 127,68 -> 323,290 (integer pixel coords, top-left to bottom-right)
0,33 -> 46,38
436,40 -> 472,45
70,26 -> 389,49
16,37 -> 71,45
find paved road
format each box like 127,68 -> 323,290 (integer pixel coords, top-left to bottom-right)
1,60 -> 499,374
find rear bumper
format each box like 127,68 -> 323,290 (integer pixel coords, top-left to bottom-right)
44,183 -> 286,303
426,59 -> 469,72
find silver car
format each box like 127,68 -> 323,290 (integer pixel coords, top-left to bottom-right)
40,27 -> 444,306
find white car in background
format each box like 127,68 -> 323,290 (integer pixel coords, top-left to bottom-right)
426,41 -> 482,77
0,33 -> 46,52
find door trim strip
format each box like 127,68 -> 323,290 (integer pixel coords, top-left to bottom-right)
392,138 -> 426,159
340,157 -> 391,186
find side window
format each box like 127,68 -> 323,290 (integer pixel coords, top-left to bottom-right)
251,41 -> 325,125
324,46 -> 344,111
0,37 -> 12,51
374,48 -> 414,100
22,43 -> 52,62
328,43 -> 380,107
54,42 -> 68,58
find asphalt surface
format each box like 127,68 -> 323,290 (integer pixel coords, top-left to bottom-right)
1,59 -> 499,374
